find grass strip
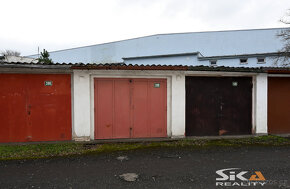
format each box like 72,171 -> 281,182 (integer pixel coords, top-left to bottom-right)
0,135 -> 289,160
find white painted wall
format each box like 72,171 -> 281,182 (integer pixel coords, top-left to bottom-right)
72,70 -> 186,140
72,69 -> 270,141
171,74 -> 186,137
73,71 -> 91,140
255,73 -> 268,134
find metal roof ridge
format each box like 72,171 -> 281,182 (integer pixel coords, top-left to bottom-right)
122,52 -> 200,60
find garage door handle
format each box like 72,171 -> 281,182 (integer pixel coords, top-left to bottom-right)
27,105 -> 31,115
129,127 -> 132,136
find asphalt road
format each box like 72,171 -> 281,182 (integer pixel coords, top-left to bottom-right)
0,146 -> 290,189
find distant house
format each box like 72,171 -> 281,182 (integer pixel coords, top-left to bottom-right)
0,28 -> 290,143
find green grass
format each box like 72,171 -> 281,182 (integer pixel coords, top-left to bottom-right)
0,135 -> 289,160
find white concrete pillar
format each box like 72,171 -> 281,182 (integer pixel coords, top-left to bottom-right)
72,71 -> 91,141
171,74 -> 186,137
255,73 -> 268,134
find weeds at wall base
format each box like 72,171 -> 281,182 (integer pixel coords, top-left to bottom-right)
0,135 -> 289,161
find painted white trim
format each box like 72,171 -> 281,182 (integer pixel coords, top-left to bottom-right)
255,74 -> 268,134
171,74 -> 185,137
72,71 -> 91,141
252,76 -> 256,134
70,74 -> 75,141
89,75 -> 94,140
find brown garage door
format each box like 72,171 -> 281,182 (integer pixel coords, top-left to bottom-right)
0,74 -> 72,142
94,78 -> 167,139
268,77 -> 290,134
186,77 -> 252,136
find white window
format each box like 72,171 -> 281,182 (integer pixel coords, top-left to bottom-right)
257,58 -> 266,64
210,60 -> 217,66
240,58 -> 248,64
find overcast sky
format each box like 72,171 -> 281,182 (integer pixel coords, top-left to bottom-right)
0,0 -> 290,56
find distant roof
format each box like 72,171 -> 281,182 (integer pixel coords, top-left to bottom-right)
29,27 -> 289,64
0,55 -> 38,63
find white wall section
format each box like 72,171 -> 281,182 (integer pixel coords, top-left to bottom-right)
72,69 -> 187,140
255,73 -> 268,134
171,74 -> 186,137
72,69 -> 271,141
73,71 -> 91,140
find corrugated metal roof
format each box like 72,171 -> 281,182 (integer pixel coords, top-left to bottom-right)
28,27 -> 288,64
0,61 -> 71,69
70,63 -> 188,70
187,65 -> 264,72
2,60 -> 290,73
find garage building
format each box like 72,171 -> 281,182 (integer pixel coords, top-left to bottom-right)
1,28 -> 290,142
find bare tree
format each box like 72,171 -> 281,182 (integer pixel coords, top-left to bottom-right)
1,49 -> 21,56
276,10 -> 290,66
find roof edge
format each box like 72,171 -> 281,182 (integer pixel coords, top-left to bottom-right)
0,62 -> 71,69
122,52 -> 200,60
27,27 -> 289,56
198,52 -> 280,60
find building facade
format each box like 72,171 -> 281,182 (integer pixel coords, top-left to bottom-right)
0,28 -> 289,142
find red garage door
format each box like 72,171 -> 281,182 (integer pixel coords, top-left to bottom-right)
268,77 -> 290,134
94,78 -> 167,139
0,74 -> 72,142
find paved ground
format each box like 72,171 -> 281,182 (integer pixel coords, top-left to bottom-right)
0,146 -> 290,188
